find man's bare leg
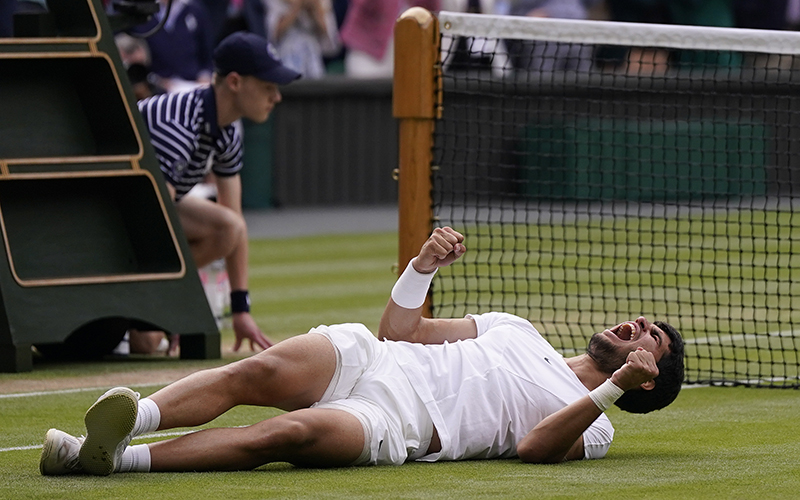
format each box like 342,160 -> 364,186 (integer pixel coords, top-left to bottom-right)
148,408 -> 365,471
147,332 -> 337,430
176,195 -> 244,268
70,333 -> 338,475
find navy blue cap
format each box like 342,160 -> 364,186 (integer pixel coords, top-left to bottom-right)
213,31 -> 301,85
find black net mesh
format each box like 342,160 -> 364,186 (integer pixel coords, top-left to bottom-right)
431,27 -> 800,387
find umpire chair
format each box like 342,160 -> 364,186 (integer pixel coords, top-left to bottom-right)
0,0 -> 220,371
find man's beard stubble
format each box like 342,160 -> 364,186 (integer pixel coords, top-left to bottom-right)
586,333 -> 630,375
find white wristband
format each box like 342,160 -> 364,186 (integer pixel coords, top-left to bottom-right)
391,258 -> 437,309
588,379 -> 625,412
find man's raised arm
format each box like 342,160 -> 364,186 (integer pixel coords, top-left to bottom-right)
379,227 -> 476,344
517,348 -> 660,463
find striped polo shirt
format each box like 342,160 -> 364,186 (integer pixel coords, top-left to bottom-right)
137,86 -> 243,201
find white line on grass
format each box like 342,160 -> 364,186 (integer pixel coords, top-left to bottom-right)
0,382 -> 171,400
1,445 -> 41,452
1,386 -> 249,454
0,429 -> 205,454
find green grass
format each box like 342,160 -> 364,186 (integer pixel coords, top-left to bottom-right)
2,230 -> 800,499
245,232 -> 398,341
2,386 -> 800,499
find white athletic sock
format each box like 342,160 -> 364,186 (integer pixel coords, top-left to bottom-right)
116,444 -> 151,473
132,398 -> 161,437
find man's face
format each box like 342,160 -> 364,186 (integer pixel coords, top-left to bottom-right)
235,76 -> 282,123
586,316 -> 673,374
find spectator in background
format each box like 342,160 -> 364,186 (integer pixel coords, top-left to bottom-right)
789,0 -> 800,30
198,0 -> 233,43
133,0 -> 215,92
217,0 -> 268,41
340,0 -> 440,79
440,0 -> 514,76
602,0 -> 739,73
323,0 -> 349,73
115,33 -> 166,100
505,0 -> 600,73
265,0 -> 340,79
665,0 -> 739,69
600,0 -> 672,74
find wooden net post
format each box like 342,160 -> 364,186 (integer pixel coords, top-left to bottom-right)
393,7 -> 441,318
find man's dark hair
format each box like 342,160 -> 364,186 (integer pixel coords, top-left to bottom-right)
614,321 -> 685,414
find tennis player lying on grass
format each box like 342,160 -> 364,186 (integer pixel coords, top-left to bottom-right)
40,227 -> 684,475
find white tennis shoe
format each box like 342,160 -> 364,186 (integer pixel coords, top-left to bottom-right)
39,428 -> 84,475
78,387 -> 139,476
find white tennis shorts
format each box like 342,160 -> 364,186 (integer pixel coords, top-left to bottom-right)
309,323 -> 433,466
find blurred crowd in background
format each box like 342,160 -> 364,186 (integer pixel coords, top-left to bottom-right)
112,0 -> 800,98
4,0 -> 800,96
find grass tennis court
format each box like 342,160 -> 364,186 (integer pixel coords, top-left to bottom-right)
2,231 -> 800,499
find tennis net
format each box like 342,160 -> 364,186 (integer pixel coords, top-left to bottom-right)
424,11 -> 800,387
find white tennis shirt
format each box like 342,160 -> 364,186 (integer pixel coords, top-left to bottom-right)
386,312 -> 615,461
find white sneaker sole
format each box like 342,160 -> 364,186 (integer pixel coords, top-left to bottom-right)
79,388 -> 138,476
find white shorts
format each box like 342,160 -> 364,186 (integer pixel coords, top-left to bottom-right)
309,323 -> 433,466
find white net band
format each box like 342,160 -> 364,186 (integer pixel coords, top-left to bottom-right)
438,11 -> 800,55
